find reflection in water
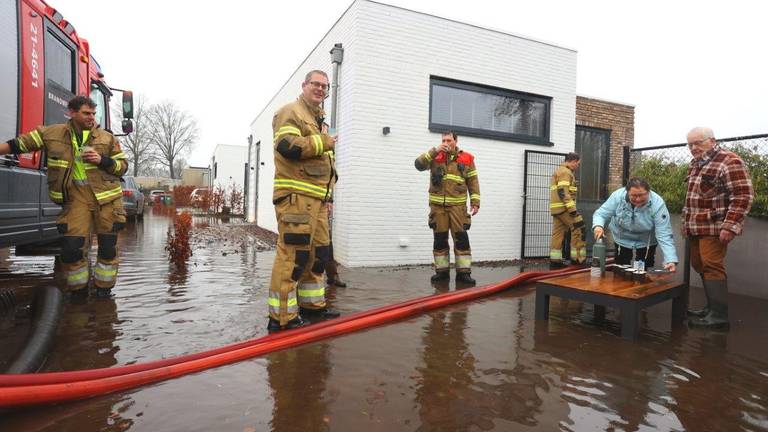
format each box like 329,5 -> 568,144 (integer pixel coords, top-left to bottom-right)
267,343 -> 332,432
415,305 -> 548,431
1,208 -> 767,431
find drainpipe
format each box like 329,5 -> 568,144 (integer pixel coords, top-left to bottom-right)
329,43 -> 344,128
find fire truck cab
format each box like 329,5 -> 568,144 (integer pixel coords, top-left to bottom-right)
0,0 -> 133,251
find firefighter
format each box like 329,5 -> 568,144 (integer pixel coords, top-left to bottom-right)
549,152 -> 586,268
415,131 -> 480,286
0,96 -> 128,298
267,70 -> 340,332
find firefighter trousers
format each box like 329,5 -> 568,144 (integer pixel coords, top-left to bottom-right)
550,211 -> 586,264
429,204 -> 472,274
269,193 -> 330,325
56,184 -> 126,292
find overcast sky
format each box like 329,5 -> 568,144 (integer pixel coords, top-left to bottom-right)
55,0 -> 767,166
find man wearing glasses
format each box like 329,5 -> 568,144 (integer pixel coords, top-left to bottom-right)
267,70 -> 340,332
683,127 -> 753,330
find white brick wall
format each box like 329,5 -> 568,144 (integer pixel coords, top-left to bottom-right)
250,0 -> 577,267
211,144 -> 248,192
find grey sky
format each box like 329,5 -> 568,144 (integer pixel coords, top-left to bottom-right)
55,0 -> 767,166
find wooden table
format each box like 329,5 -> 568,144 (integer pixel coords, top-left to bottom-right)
535,270 -> 687,340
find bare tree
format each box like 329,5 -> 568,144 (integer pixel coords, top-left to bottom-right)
173,157 -> 188,181
111,93 -> 157,177
147,101 -> 198,179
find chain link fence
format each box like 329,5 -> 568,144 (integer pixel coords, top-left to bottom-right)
624,133 -> 768,219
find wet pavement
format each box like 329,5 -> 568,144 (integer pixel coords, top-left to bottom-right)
0,208 -> 767,431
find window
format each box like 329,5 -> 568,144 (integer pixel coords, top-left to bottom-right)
89,84 -> 108,129
430,77 -> 551,144
44,29 -> 74,92
575,126 -> 610,201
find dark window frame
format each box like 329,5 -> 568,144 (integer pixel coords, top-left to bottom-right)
428,76 -> 553,145
43,20 -> 77,93
575,125 -> 611,200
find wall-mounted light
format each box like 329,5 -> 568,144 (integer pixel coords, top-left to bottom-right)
382,126 -> 390,136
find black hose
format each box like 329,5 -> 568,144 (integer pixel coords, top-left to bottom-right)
5,286 -> 64,374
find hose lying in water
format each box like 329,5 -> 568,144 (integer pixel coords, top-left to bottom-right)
0,266 -> 586,408
5,286 -> 64,374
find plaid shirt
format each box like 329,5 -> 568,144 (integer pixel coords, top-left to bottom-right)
683,145 -> 753,236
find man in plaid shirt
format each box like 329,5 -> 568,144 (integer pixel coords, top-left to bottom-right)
684,127 -> 753,330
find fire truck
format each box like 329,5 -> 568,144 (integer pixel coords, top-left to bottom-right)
0,0 -> 133,251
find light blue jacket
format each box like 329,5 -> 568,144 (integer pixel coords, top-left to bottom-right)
592,188 -> 678,265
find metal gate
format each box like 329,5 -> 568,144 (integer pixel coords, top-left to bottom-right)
521,150 -> 566,258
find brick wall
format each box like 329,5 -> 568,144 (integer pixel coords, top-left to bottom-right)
575,96 -> 634,192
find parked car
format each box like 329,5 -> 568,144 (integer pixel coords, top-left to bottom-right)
148,190 -> 165,205
121,176 -> 145,220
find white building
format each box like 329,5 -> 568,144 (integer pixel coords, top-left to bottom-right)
249,0 -> 579,267
210,144 -> 248,193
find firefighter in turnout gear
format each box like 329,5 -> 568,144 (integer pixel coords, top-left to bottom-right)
0,96 -> 128,298
267,70 -> 341,332
549,152 -> 586,268
415,131 -> 480,286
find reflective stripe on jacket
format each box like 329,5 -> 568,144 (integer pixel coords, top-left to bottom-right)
272,96 -> 336,203
415,147 -> 480,208
549,163 -> 577,215
10,121 -> 128,205
592,188 -> 679,264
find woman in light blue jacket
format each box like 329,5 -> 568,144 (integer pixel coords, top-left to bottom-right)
592,177 -> 678,271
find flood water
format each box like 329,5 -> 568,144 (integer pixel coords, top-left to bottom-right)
0,209 -> 766,431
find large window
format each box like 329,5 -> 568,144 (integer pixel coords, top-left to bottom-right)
44,29 -> 74,92
429,77 -> 551,144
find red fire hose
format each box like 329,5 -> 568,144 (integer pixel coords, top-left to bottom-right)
0,266 -> 586,408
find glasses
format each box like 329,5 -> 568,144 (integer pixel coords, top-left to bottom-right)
307,81 -> 329,91
688,138 -> 712,148
629,192 -> 649,199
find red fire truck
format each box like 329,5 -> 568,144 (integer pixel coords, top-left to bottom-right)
0,0 -> 133,251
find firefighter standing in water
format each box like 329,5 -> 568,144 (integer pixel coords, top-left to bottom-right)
267,70 -> 341,332
549,152 -> 586,268
415,131 -> 480,286
0,96 -> 128,298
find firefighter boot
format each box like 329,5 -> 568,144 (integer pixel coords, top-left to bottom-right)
325,260 -> 347,288
687,274 -> 711,317
688,280 -> 730,330
549,261 -> 566,270
69,287 -> 89,302
455,272 -> 476,286
267,315 -> 307,333
299,307 -> 341,319
431,270 -> 450,282
95,287 -> 113,298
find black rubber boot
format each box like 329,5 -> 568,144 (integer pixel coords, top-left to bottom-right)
687,274 -> 711,317
267,315 -> 307,333
95,287 -> 113,298
455,272 -> 476,286
299,307 -> 340,319
69,287 -> 88,302
549,261 -> 566,270
327,278 -> 347,288
431,270 -> 450,282
689,280 -> 730,330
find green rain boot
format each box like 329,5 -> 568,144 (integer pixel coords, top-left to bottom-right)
687,274 -> 711,318
689,280 -> 730,330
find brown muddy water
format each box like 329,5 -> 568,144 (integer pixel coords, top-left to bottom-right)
0,209 -> 766,431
